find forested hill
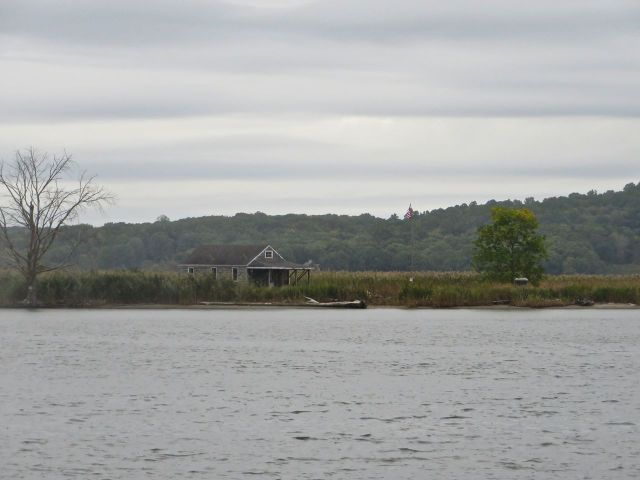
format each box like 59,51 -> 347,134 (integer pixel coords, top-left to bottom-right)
43,182 -> 640,274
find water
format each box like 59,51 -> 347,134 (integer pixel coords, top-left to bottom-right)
1,308 -> 639,479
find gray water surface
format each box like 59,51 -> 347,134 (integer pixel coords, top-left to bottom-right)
1,308 -> 639,479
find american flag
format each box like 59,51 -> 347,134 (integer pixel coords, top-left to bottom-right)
404,204 -> 414,220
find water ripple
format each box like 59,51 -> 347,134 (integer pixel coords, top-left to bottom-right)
1,308 -> 639,479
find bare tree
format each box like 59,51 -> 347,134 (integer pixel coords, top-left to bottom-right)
0,148 -> 112,305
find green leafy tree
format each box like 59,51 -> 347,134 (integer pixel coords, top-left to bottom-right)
472,207 -> 547,283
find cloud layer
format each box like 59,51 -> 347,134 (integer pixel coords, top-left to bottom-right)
1,0 -> 638,222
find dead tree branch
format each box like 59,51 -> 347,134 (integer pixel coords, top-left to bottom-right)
0,147 -> 113,304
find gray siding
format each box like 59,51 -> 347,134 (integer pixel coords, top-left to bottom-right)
182,265 -> 249,282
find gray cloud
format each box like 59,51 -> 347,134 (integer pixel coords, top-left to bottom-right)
1,55 -> 639,123
1,0 -> 638,121
2,0 -> 638,46
1,0 -> 639,222
73,127 -> 638,182
87,157 -> 637,182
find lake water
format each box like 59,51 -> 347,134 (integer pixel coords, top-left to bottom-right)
1,308 -> 639,479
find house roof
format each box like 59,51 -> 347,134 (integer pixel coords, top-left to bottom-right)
182,244 -> 307,269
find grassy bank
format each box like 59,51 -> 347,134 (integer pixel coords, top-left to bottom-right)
1,269 -> 640,308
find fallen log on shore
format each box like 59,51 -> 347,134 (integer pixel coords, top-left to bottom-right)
197,299 -> 367,308
304,297 -> 367,309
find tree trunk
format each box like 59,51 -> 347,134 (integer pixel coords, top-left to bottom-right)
23,271 -> 38,306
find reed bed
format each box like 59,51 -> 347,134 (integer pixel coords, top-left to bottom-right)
0,269 -> 639,307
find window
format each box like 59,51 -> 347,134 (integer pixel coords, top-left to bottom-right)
265,250 -> 273,259
232,267 -> 238,281
187,267 -> 194,274
211,267 -> 217,279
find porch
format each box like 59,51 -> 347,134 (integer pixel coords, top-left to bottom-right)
248,268 -> 311,287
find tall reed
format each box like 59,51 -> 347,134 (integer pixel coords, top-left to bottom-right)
0,269 -> 638,307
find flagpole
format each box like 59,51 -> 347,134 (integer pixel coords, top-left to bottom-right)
405,203 -> 414,271
410,216 -> 414,271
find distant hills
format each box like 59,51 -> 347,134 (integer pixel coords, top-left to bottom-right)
38,181 -> 640,274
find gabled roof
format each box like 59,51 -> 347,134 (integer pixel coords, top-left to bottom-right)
181,244 -> 307,269
183,244 -> 265,265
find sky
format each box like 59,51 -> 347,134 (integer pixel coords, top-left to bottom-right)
1,0 -> 639,224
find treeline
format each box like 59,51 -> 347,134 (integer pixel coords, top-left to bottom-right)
9,181 -> 640,274
1,270 -> 639,307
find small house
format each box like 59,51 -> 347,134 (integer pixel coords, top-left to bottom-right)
179,244 -> 311,287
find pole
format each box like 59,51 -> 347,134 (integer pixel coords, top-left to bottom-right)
410,216 -> 414,271
405,203 -> 415,271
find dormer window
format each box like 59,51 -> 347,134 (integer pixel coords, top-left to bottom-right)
265,250 -> 273,259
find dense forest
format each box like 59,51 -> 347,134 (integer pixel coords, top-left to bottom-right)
12,181 -> 640,274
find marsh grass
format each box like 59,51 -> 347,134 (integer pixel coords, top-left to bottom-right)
0,269 -> 638,307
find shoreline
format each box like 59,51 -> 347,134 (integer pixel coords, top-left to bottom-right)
1,302 -> 638,310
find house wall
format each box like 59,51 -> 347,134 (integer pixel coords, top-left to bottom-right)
219,266 -> 248,282
182,265 -> 249,282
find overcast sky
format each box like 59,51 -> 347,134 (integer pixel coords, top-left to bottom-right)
1,0 -> 639,224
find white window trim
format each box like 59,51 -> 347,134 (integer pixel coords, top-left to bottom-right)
248,245 -> 283,265
265,250 -> 273,259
